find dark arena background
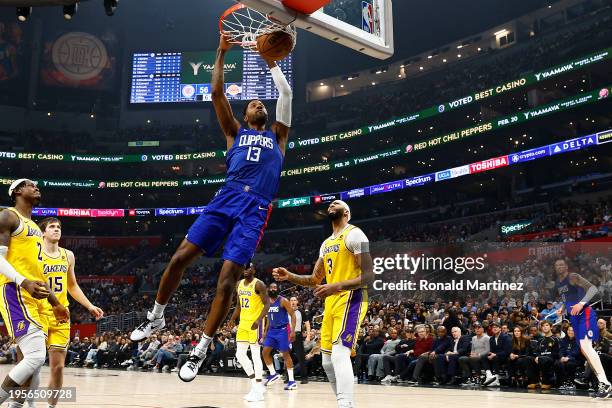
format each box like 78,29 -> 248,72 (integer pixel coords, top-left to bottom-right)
0,0 -> 610,407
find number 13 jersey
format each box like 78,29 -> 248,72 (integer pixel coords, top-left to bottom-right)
225,127 -> 284,202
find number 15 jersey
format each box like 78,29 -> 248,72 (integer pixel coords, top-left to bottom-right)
225,127 -> 284,202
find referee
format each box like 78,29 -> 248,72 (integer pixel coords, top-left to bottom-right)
290,296 -> 311,384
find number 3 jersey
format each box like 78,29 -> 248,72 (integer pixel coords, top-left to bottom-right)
42,247 -> 70,309
225,127 -> 284,202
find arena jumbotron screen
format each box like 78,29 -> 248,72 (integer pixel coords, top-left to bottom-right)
130,50 -> 293,103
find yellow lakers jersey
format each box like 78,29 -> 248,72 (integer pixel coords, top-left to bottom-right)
42,247 -> 70,308
321,224 -> 363,288
237,278 -> 264,322
0,208 -> 44,285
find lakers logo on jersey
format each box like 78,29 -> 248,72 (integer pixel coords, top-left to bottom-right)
17,321 -> 26,332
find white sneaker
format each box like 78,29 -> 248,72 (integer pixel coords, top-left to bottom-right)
178,349 -> 205,382
244,389 -> 264,402
130,311 -> 165,342
381,375 -> 393,383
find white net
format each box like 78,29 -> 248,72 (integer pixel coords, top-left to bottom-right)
220,4 -> 297,52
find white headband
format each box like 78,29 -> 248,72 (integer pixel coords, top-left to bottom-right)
334,200 -> 351,221
8,178 -> 33,198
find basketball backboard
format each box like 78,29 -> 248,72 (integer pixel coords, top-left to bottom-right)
237,0 -> 394,60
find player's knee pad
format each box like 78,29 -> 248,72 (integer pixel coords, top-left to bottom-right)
10,330 -> 46,384
236,342 -> 249,360
331,344 -> 351,366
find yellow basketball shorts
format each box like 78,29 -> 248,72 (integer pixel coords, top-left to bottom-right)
0,283 -> 45,339
321,288 -> 368,354
41,312 -> 70,350
236,320 -> 263,344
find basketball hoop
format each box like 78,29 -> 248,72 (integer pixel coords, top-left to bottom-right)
219,3 -> 297,52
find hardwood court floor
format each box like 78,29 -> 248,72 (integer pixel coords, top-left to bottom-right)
0,366 -> 608,408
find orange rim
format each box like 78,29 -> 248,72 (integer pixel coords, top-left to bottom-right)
218,3 -> 247,33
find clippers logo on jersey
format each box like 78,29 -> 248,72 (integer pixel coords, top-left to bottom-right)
237,134 -> 275,150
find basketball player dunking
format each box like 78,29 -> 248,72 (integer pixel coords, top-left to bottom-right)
554,258 -> 611,398
228,263 -> 269,402
0,179 -> 69,407
131,32 -> 292,384
273,200 -> 374,408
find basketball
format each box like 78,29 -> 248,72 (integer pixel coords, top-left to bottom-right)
256,30 -> 294,60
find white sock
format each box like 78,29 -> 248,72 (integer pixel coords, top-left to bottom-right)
580,338 -> 611,385
152,302 -> 166,318
236,343 -> 254,377
331,345 -> 354,406
194,334 -> 212,358
266,363 -> 276,376
287,368 -> 294,382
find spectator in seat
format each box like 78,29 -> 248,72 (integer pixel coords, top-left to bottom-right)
409,326 -> 451,385
459,322 -> 490,386
355,327 -> 384,380
367,328 -> 400,381
526,321 -> 560,390
381,328 -> 415,384
555,326 -> 582,389
507,326 -> 532,387
435,326 -> 470,385
598,319 -> 612,341
482,321 -> 512,387
395,325 -> 431,383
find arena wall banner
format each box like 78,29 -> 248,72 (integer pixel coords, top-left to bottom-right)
1,86 -> 606,190
0,49 -> 608,165
19,127 -> 610,217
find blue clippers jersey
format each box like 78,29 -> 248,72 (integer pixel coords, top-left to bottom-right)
556,276 -> 585,307
268,297 -> 289,328
225,127 -> 284,202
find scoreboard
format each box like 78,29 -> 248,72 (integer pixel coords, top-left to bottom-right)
130,50 -> 293,104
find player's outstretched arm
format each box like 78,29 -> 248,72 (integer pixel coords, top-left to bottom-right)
0,210 -> 48,299
272,257 -> 325,288
212,32 -> 240,148
263,57 -> 292,155
66,249 -> 104,320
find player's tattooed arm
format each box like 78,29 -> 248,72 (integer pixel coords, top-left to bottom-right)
213,32 -> 240,147
272,258 -> 326,288
569,272 -> 599,305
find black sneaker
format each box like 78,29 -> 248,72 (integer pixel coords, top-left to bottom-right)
460,378 -> 471,387
593,382 -> 612,399
574,377 -> 588,387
